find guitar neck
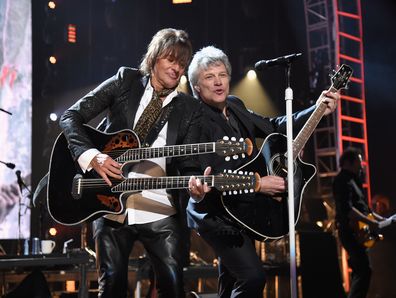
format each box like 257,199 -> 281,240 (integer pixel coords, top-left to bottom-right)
112,175 -> 212,192
117,143 -> 215,162
74,172 -> 259,197
292,86 -> 337,159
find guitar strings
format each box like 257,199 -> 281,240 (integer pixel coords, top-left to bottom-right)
101,141 -> 244,159
75,176 -> 255,190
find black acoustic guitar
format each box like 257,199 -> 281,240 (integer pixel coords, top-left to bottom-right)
47,125 -> 253,225
220,64 -> 353,241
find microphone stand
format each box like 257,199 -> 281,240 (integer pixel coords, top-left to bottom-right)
15,170 -> 33,255
284,63 -> 297,298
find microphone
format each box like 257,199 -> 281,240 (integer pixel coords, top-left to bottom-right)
0,160 -> 15,169
16,170 -> 24,193
254,53 -> 302,70
0,108 -> 12,115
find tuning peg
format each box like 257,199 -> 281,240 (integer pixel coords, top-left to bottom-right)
225,156 -> 230,161
223,136 -> 229,141
233,155 -> 238,160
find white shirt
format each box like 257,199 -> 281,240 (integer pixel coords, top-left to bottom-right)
78,80 -> 179,224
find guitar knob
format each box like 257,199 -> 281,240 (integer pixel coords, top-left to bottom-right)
228,170 -> 232,173
239,138 -> 243,142
244,189 -> 249,193
238,171 -> 243,174
233,155 -> 238,160
249,189 -> 254,193
225,156 -> 230,161
231,137 -> 236,141
233,190 -> 238,195
223,136 -> 229,141
222,192 -> 226,196
241,153 -> 245,158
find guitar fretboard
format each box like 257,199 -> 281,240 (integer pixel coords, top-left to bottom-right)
116,143 -> 215,162
112,175 -> 213,192
293,86 -> 337,159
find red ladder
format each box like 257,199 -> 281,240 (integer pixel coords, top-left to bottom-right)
334,0 -> 371,204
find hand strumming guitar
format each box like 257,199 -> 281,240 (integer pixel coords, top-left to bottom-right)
90,153 -> 122,186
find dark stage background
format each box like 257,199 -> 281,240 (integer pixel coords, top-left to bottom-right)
27,0 -> 396,297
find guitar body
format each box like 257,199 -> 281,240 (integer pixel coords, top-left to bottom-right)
352,214 -> 382,248
47,125 -> 253,226
220,65 -> 353,240
47,126 -> 140,225
221,133 -> 317,240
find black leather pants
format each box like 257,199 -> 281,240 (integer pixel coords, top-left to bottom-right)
197,216 -> 266,298
93,216 -> 185,298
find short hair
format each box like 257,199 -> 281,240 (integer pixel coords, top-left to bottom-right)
139,28 -> 192,75
339,147 -> 362,168
188,46 -> 232,98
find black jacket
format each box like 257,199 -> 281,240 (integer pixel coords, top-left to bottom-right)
59,67 -> 202,177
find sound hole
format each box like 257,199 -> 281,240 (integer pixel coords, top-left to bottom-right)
269,153 -> 296,178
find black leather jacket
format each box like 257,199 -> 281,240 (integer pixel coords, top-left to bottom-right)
59,66 -> 202,177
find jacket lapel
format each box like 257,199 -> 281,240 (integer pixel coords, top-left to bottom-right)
166,94 -> 181,146
227,100 -> 256,139
127,75 -> 148,130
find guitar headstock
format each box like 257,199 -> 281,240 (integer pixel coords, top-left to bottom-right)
213,169 -> 260,195
215,137 -> 253,161
331,64 -> 353,91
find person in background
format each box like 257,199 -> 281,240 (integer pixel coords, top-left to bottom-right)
186,46 -> 339,297
60,28 -> 201,298
333,147 -> 385,298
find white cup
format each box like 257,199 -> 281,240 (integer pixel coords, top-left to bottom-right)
41,240 -> 56,254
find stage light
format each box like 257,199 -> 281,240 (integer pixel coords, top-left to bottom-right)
66,280 -> 76,292
180,75 -> 187,85
49,227 -> 57,236
48,1 -> 56,9
246,69 -> 257,80
67,24 -> 77,44
49,113 -> 58,122
49,56 -> 57,64
172,0 -> 192,4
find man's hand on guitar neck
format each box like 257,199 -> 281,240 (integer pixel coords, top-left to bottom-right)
90,153 -> 122,186
317,90 -> 340,116
189,167 -> 211,202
